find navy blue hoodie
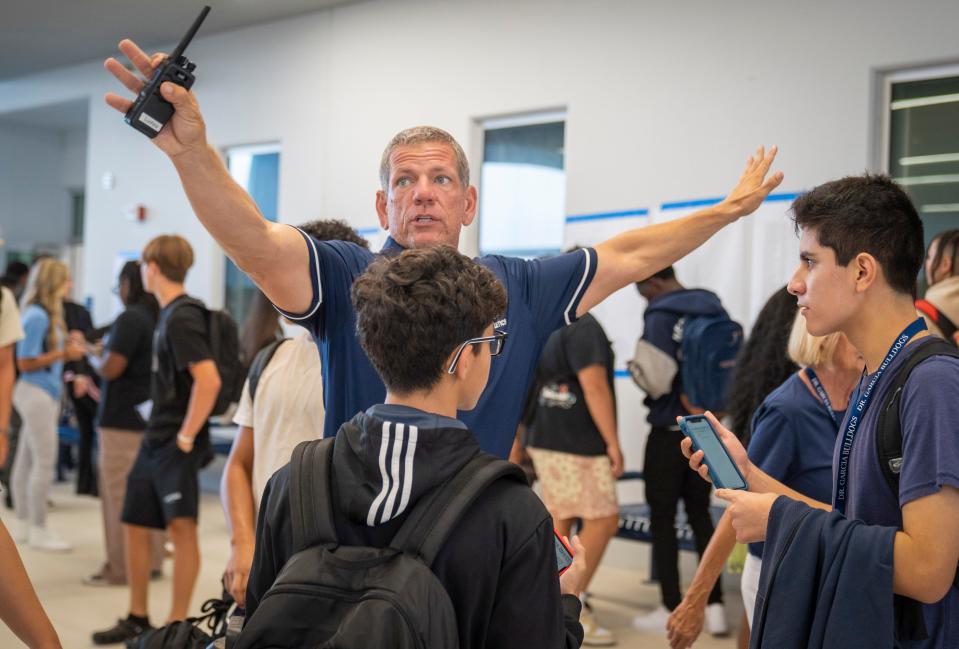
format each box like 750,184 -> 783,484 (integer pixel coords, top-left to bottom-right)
750,497 -> 896,649
642,288 -> 727,426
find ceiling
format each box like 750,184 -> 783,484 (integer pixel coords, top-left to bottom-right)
1,0 -> 359,81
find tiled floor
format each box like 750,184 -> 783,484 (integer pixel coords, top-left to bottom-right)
1,480 -> 743,648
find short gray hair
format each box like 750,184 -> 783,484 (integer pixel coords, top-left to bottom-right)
379,126 -> 470,191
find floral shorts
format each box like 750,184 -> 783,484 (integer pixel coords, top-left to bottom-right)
527,446 -> 619,521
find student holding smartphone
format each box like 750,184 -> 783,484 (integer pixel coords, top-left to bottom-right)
683,176 -> 959,649
668,313 -> 862,649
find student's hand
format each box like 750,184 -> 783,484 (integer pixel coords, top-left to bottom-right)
104,39 -> 208,158
716,146 -> 784,220
559,535 -> 587,597
176,433 -> 195,454
715,489 -> 779,543
224,541 -> 254,608
606,443 -> 625,478
679,411 -> 753,486
72,374 -> 91,399
667,596 -> 705,649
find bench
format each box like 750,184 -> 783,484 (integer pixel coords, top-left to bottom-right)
616,471 -> 726,553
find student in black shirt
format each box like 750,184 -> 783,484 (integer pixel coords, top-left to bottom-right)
93,236 -> 222,645
525,311 -> 623,645
85,261 -> 164,587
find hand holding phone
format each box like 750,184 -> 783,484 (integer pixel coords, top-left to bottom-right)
679,415 -> 748,490
554,530 -> 574,575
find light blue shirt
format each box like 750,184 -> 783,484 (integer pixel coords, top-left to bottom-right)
16,304 -> 63,400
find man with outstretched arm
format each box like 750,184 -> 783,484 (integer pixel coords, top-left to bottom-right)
104,39 -> 783,457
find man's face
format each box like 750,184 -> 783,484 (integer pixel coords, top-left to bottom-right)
375,143 -> 477,249
788,228 -> 860,337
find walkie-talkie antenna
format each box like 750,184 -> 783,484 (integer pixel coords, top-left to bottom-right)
170,5 -> 211,61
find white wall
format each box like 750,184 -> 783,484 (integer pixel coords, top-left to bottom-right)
1,0 -> 957,468
0,124 -> 77,251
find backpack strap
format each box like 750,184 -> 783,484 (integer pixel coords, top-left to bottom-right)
247,338 -> 288,401
875,337 -> 959,590
916,299 -> 959,343
289,438 -> 339,553
389,453 -> 526,567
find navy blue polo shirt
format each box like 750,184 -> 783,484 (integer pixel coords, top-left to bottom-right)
279,230 -> 597,458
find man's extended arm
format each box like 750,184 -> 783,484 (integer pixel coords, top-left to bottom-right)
577,147 -> 783,316
104,40 -> 310,314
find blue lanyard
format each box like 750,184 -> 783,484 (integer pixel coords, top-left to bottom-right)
804,367 -> 839,428
833,318 -> 927,515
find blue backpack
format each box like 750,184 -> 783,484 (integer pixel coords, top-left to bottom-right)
679,313 -> 743,412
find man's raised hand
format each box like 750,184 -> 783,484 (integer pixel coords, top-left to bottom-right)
717,145 -> 784,220
104,39 -> 207,158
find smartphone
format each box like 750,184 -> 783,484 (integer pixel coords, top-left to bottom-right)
554,530 -> 574,575
679,415 -> 748,490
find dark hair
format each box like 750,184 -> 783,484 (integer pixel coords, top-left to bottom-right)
725,286 -> 799,444
352,246 -> 507,394
118,261 -> 158,320
791,174 -> 924,295
298,219 -> 370,249
239,289 -> 282,367
3,261 -> 29,280
929,229 -> 959,283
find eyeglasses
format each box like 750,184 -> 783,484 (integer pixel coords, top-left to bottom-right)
447,330 -> 508,375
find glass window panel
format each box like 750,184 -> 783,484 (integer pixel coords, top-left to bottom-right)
888,73 -> 959,293
479,119 -> 566,257
224,144 -> 280,325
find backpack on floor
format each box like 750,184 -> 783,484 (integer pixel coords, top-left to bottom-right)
875,337 -> 959,591
679,313 -> 743,412
128,595 -> 232,649
234,437 -> 526,649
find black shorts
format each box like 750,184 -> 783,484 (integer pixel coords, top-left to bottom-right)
121,436 -> 202,529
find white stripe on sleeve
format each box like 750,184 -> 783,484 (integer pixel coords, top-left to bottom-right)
381,424 -> 406,523
563,248 -> 593,325
366,422 -> 392,526
395,425 -> 418,517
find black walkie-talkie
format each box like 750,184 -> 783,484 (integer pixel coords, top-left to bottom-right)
125,6 -> 211,138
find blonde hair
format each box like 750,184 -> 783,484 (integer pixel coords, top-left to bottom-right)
787,310 -> 843,369
20,259 -> 69,352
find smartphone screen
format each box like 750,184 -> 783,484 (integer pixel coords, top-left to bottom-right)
681,416 -> 747,490
554,531 -> 574,575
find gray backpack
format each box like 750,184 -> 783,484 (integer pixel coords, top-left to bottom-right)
234,437 -> 525,649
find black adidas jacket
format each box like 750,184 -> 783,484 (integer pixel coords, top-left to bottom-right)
247,406 -> 584,648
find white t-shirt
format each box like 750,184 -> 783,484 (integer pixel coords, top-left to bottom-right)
233,330 -> 325,509
0,287 -> 25,348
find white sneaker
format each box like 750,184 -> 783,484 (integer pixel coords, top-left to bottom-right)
705,602 -> 729,636
632,605 -> 670,634
9,519 -> 29,544
580,605 -> 616,646
28,526 -> 73,552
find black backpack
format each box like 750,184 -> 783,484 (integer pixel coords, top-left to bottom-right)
128,595 -> 233,649
234,437 -> 526,649
876,337 -> 959,591
163,298 -> 244,417
246,338 -> 288,402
